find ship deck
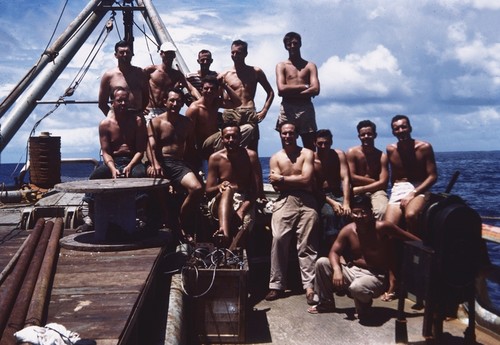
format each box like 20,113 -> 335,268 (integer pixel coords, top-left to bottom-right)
1,194 -> 500,345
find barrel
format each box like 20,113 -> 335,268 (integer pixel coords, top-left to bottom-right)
29,132 -> 61,188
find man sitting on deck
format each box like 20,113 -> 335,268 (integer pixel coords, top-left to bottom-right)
146,88 -> 203,243
205,122 -> 262,249
308,194 -> 420,320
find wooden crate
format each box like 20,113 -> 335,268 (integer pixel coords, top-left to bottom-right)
188,249 -> 248,344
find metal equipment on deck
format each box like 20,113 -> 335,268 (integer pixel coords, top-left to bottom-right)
396,193 -> 483,344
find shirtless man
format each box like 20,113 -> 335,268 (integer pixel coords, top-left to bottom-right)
185,75 -> 242,165
383,114 -> 437,300
143,42 -> 200,122
308,194 -> 420,319
205,122 -> 262,249
98,40 -> 149,116
276,32 -> 320,150
146,88 -> 203,242
91,88 -> 147,179
346,120 -> 389,220
385,115 -> 437,234
314,129 -> 352,256
186,49 -> 218,94
265,122 -> 319,306
219,39 -> 274,153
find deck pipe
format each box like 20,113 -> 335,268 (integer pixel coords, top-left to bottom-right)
0,220 -> 53,345
0,218 -> 45,336
24,218 -> 64,328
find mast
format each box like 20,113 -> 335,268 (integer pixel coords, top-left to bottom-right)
0,0 -> 190,154
0,2 -> 112,152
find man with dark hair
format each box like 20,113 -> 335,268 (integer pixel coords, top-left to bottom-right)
219,39 -> 275,153
143,42 -> 200,122
266,122 -> 319,306
276,32 -> 320,150
382,114 -> 438,300
98,40 -> 149,116
346,120 -> 389,220
205,122 -> 262,249
385,115 -> 437,234
146,88 -> 203,243
308,194 -> 420,319
185,75 -> 242,168
314,129 -> 352,255
186,49 -> 218,94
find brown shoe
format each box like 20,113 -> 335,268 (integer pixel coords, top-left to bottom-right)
265,289 -> 284,301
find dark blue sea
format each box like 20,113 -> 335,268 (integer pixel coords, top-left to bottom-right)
1,151 -> 499,313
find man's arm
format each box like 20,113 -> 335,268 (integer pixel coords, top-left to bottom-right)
145,120 -> 163,177
255,67 -> 275,122
338,150 -> 352,215
417,143 -> 438,194
98,121 -> 119,178
122,116 -> 146,177
380,220 -> 421,242
219,82 -> 242,109
301,63 -> 320,97
98,73 -> 111,116
269,149 -> 315,189
175,71 -> 201,101
205,154 -> 221,198
328,226 -> 348,288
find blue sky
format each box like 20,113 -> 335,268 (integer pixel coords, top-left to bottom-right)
1,0 -> 500,163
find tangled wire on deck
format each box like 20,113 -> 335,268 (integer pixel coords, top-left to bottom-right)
164,245 -> 245,298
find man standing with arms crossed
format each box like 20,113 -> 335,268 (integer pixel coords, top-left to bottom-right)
220,39 -> 274,153
98,40 -> 149,116
346,120 -> 389,220
266,122 -> 319,306
276,32 -> 320,150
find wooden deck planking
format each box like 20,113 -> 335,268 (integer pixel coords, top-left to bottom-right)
45,243 -> 165,344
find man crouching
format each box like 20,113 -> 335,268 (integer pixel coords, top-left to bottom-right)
308,194 -> 420,320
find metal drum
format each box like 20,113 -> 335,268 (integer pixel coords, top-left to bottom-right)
29,132 -> 61,188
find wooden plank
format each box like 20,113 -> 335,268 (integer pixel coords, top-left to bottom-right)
54,178 -> 169,194
44,244 -> 165,344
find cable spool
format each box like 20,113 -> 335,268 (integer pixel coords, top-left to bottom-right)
29,132 -> 61,188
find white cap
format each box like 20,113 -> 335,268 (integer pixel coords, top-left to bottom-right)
159,42 -> 177,52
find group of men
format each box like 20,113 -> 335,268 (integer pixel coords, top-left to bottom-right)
91,32 -> 438,320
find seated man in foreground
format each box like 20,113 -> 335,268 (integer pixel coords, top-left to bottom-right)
205,122 -> 262,249
308,194 -> 420,320
146,88 -> 203,243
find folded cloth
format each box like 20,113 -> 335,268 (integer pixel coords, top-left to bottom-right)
14,323 -> 81,345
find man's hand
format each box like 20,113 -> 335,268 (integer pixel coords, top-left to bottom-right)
332,268 -> 344,287
147,164 -> 163,177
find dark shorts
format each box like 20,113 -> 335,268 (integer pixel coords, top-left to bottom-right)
161,157 -> 193,185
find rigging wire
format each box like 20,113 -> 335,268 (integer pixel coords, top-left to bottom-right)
14,12 -> 117,178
